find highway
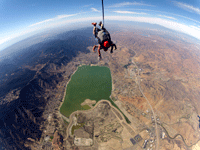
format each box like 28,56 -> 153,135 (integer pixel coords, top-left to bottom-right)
132,58 -> 160,150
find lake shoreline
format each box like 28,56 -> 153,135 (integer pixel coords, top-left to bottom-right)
59,64 -> 112,118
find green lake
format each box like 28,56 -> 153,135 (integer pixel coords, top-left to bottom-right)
60,65 -> 112,117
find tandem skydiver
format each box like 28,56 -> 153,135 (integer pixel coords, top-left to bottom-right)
92,21 -> 117,60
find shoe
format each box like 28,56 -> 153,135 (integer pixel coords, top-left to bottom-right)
110,49 -> 113,53
92,22 -> 97,26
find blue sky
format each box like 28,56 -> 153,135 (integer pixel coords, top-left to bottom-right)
0,0 -> 200,50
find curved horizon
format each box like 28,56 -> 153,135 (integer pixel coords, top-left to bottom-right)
1,0 -> 200,51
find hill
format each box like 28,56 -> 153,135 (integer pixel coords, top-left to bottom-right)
0,23 -> 200,149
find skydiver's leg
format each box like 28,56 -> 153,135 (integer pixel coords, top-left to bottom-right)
97,37 -> 101,44
101,26 -> 107,32
97,45 -> 102,60
92,22 -> 101,38
98,45 -> 101,56
93,26 -> 96,37
100,24 -> 108,32
99,21 -> 105,29
93,26 -> 101,38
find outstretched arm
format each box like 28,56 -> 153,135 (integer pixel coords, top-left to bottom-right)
114,44 -> 117,50
93,45 -> 98,52
111,43 -> 117,50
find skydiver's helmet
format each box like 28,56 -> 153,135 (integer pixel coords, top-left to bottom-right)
104,41 -> 110,48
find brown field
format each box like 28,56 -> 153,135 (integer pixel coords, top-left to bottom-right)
96,29 -> 200,149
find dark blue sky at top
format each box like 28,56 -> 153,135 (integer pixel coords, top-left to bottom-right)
0,0 -> 200,50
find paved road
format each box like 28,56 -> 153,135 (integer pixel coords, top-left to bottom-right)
60,113 -> 70,122
132,58 -> 160,150
60,58 -> 159,149
63,100 -> 137,142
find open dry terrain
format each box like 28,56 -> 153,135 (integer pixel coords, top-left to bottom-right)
1,26 -> 200,150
